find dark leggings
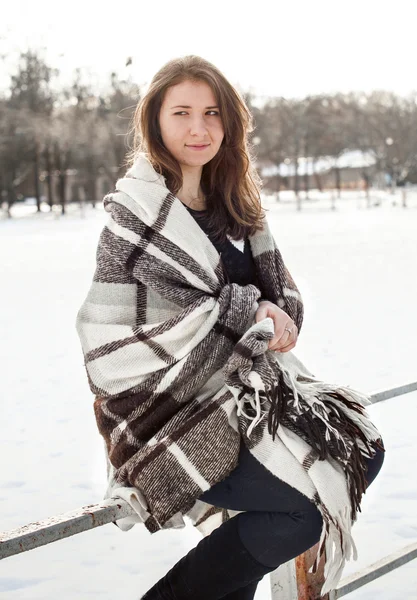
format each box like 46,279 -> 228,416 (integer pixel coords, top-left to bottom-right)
143,438 -> 385,600
201,437 -> 385,564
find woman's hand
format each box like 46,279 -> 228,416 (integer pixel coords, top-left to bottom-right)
255,300 -> 298,353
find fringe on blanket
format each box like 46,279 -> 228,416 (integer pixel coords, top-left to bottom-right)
225,322 -> 383,596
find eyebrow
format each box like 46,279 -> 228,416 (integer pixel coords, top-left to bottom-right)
170,105 -> 219,109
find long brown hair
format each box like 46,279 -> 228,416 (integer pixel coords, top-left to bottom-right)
124,55 -> 265,241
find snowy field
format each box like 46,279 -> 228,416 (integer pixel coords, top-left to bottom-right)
1,189 -> 416,599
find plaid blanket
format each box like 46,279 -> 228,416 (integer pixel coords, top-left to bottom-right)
75,152 -> 384,595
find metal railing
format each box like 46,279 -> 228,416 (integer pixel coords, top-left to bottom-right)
1,380 -> 416,599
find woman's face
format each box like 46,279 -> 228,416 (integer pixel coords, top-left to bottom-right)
159,79 -> 225,170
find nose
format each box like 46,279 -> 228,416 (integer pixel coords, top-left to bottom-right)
189,116 -> 209,136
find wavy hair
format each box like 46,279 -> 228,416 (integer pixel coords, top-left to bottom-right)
124,55 -> 265,241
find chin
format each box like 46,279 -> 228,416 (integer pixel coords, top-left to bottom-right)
180,151 -> 218,166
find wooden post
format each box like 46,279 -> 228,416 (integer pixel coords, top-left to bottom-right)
270,543 -> 333,600
295,544 -> 331,599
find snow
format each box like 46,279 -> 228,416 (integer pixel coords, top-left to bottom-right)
1,189 -> 416,599
260,149 -> 377,177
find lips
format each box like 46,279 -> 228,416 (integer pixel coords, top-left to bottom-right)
186,144 -> 209,147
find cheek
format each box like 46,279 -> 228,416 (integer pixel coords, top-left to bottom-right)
214,121 -> 225,138
168,122 -> 186,142
160,124 -> 182,147
160,115 -> 178,136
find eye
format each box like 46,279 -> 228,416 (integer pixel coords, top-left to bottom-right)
173,111 -> 220,116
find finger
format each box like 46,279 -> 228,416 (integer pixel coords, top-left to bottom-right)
279,338 -> 297,352
270,324 -> 297,351
255,305 -> 269,322
277,341 -> 296,353
272,324 -> 294,349
271,339 -> 296,353
268,323 -> 285,347
283,324 -> 297,346
269,330 -> 292,351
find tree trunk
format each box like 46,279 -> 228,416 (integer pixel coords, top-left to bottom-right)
313,170 -> 322,192
294,157 -> 301,211
79,185 -> 86,217
103,166 -> 117,190
6,182 -> 16,218
334,167 -> 341,199
390,173 -> 396,194
59,171 -> 66,215
303,143 -> 309,200
304,161 -> 309,200
390,172 -> 397,205
54,143 -> 70,215
86,176 -> 97,208
44,146 -> 54,210
34,142 -> 41,212
276,173 -> 281,202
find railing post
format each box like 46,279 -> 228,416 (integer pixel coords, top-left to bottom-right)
270,541 -> 334,599
270,558 -> 298,599
295,544 -> 331,600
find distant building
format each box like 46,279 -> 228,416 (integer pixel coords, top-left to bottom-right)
258,150 -> 377,191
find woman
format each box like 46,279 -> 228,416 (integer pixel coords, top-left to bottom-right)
76,55 -> 385,600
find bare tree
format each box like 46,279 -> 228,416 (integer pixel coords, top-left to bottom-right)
351,91 -> 417,206
97,71 -> 141,187
8,49 -> 57,212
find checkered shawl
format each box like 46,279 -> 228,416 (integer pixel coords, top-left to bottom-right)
76,152 -> 384,595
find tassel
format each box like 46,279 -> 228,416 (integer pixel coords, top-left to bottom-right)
266,373 -> 292,440
263,368 -> 385,523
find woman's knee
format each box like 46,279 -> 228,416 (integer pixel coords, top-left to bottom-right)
297,508 -> 324,554
364,441 -> 385,488
265,508 -> 323,565
237,508 -> 324,569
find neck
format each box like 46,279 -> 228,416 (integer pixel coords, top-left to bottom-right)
177,166 -> 206,210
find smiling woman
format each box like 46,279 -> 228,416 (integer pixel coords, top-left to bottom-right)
158,79 -> 225,210
124,54 -> 265,242
76,54 -> 385,600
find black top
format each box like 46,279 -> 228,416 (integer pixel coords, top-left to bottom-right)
183,204 -> 258,287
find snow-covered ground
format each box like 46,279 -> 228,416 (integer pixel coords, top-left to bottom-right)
1,189 -> 416,599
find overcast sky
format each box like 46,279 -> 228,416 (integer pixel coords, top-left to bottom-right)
1,0 -> 415,101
